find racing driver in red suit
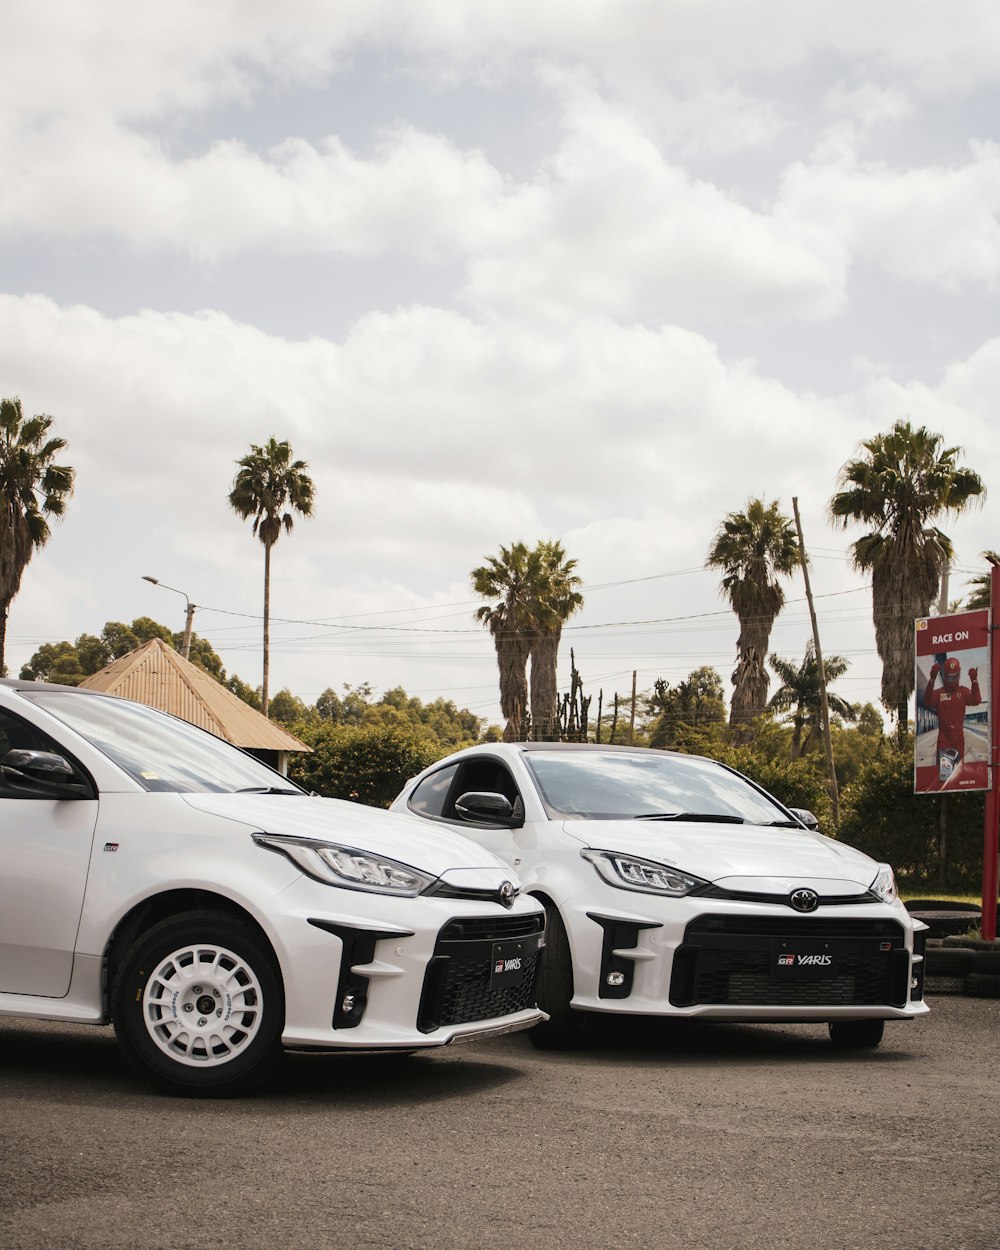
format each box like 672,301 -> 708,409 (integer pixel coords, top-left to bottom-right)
924,657 -> 981,763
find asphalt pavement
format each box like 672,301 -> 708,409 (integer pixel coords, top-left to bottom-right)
1,998 -> 997,1250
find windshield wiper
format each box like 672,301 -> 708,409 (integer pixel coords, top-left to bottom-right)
761,819 -> 807,828
633,812 -> 747,824
236,786 -> 301,795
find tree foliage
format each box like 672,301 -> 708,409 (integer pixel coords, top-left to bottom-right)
767,644 -> 856,758
644,667 -> 726,749
838,742 -> 984,888
19,617 -> 252,700
472,539 -> 583,742
288,722 -> 438,808
964,551 -> 997,610
706,499 -> 799,738
228,437 -> 314,717
829,419 -> 985,736
0,396 -> 75,676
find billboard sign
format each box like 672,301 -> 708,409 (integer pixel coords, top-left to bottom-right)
914,609 -> 990,793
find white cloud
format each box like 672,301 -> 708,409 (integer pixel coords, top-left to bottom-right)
779,139 -> 1000,287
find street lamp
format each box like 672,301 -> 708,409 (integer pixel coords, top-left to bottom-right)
142,576 -> 197,660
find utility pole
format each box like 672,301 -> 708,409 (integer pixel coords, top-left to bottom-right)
791,498 -> 840,828
628,671 -> 637,745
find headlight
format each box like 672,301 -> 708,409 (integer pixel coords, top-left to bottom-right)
253,834 -> 436,896
869,862 -> 898,903
582,849 -> 706,896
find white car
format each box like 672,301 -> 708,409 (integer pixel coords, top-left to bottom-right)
0,681 -> 545,1094
392,743 -> 929,1050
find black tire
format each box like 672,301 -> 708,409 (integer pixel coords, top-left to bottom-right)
828,1019 -> 885,1050
969,950 -> 1000,975
965,972 -> 1000,999
925,948 -> 974,977
113,911 -> 284,1097
528,905 -> 586,1050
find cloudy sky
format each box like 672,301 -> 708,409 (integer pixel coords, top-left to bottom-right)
3,1 -> 998,727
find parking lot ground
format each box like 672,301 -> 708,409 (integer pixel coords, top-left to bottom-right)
1,995 -> 998,1250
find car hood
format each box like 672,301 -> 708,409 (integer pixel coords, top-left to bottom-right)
180,792 -> 515,879
562,818 -> 880,891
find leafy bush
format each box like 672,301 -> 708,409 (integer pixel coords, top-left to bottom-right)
838,743 -> 985,887
288,721 -> 438,808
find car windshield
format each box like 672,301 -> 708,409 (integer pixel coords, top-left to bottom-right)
21,690 -> 304,794
523,750 -> 790,825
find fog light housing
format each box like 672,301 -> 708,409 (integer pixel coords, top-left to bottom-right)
606,971 -> 625,987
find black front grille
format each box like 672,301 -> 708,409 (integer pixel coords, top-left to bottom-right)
670,914 -> 911,1008
438,914 -> 544,942
417,914 -> 544,1033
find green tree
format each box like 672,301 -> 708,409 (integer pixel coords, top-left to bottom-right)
288,722 -> 438,808
472,541 -> 542,741
706,499 -> 799,738
830,420 -> 984,738
767,644 -> 856,758
964,551 -> 997,610
839,743 -> 984,887
0,397 -> 75,675
268,687 -> 314,726
19,617 -> 249,700
228,437 -> 315,718
528,541 -> 583,741
645,667 -> 726,749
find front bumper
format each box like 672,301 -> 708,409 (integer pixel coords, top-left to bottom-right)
265,876 -> 547,1050
561,886 -> 929,1021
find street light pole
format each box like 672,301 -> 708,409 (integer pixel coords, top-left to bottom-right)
142,576 -> 197,660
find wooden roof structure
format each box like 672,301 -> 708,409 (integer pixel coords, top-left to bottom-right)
80,638 -> 310,753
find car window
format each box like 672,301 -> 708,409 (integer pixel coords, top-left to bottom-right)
408,764 -> 460,817
0,708 -> 91,797
524,750 -> 787,824
408,758 -> 521,822
19,690 -> 304,794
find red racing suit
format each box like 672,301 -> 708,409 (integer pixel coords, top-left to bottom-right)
924,675 -> 982,758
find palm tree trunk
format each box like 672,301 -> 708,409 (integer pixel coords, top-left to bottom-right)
529,627 -> 561,741
0,600 -> 8,677
262,540 -> 272,718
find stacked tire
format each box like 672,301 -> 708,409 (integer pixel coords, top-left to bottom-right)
923,939 -> 1000,998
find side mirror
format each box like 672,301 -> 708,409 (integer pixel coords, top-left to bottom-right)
1,749 -> 93,799
788,807 -> 819,831
453,791 -> 523,827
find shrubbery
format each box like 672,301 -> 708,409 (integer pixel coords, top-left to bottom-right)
288,721 -> 439,808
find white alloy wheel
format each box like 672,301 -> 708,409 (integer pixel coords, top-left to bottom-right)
114,911 -> 284,1095
142,941 -> 265,1067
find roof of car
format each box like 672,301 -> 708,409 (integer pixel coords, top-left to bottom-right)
485,741 -> 710,762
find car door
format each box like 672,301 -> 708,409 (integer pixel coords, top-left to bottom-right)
0,707 -> 99,997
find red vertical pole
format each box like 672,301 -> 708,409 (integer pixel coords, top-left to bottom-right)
982,563 -> 1000,942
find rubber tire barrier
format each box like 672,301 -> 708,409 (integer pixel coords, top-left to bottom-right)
965,972 -> 1000,999
925,948 -> 975,976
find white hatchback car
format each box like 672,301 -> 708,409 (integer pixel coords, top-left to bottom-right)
392,743 -> 929,1050
0,681 -> 545,1094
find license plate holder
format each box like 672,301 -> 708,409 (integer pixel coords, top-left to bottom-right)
771,939 -> 837,979
490,938 -> 529,989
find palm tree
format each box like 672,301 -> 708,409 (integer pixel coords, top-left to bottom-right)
965,551 -> 998,610
829,420 -> 984,738
706,499 -> 799,737
229,437 -> 314,717
527,541 -> 583,741
471,542 -> 542,741
767,644 -> 856,757
0,397 -> 75,676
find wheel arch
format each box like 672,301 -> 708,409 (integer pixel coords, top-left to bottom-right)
105,889 -> 276,1015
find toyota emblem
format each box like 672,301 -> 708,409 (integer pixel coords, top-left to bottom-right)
789,888 -> 819,913
498,880 -> 517,909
